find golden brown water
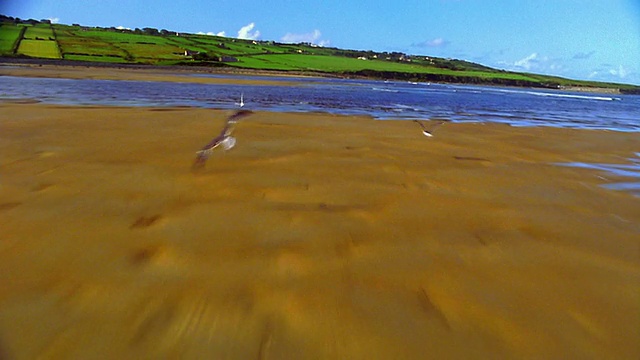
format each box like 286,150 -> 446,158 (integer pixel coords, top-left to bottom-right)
0,68 -> 639,359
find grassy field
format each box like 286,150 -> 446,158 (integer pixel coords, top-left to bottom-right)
233,54 -> 424,71
16,24 -> 60,58
73,29 -> 184,62
1,18 -> 638,92
228,54 -> 541,82
0,23 -> 24,53
16,39 -> 60,58
56,26 -> 128,61
22,24 -> 55,40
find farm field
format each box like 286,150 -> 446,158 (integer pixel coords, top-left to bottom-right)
0,23 -> 23,53
16,39 -> 59,58
16,24 -> 60,58
55,26 -> 129,61
232,54 -> 434,72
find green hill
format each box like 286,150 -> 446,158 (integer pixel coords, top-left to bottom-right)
1,15 -> 638,94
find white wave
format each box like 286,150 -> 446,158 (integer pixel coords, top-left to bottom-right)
491,88 -> 621,101
371,87 -> 399,93
525,91 -> 619,101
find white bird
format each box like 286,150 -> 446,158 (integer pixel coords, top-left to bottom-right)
192,109 -> 253,169
235,93 -> 245,108
413,119 -> 446,137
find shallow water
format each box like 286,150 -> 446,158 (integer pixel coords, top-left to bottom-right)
1,74 -> 639,131
558,153 -> 640,197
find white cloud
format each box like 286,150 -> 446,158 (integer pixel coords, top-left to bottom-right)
586,65 -> 638,84
549,63 -> 563,72
495,52 -> 569,78
412,37 -> 450,48
280,29 -> 329,46
216,31 -> 226,37
428,38 -> 447,47
196,31 -> 225,37
237,22 -> 260,40
116,25 -> 130,30
47,17 -> 60,24
513,52 -> 538,70
609,65 -> 628,78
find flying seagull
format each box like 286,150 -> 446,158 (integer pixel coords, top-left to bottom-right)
235,93 -> 245,108
413,119 -> 446,137
192,109 -> 253,169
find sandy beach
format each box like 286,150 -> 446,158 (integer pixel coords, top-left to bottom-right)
1,66 -> 639,359
0,61 -> 318,86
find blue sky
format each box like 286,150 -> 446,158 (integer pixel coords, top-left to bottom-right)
3,0 -> 639,85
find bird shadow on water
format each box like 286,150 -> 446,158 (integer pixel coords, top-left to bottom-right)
556,152 -> 640,197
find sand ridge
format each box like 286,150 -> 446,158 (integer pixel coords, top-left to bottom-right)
1,101 -> 639,359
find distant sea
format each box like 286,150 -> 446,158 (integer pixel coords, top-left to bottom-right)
1,74 -> 639,132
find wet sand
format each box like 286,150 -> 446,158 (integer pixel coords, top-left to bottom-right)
1,90 -> 639,357
0,62 -> 316,86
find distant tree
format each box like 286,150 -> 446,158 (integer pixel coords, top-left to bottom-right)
142,27 -> 159,35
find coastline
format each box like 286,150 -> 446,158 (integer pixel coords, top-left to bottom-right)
1,98 -> 639,358
0,57 -> 632,94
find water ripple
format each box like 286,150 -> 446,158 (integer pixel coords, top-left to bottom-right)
558,153 -> 640,197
